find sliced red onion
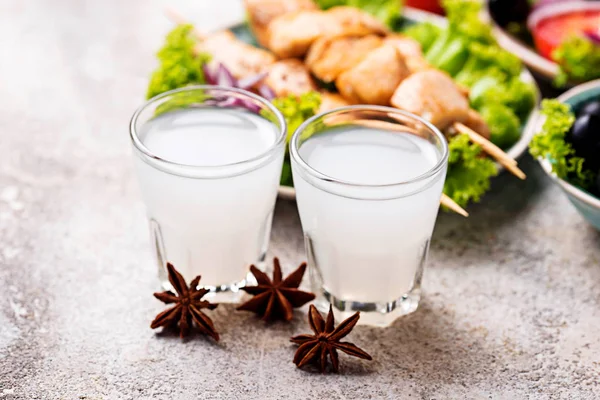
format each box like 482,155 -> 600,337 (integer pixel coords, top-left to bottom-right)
203,64 -> 217,85
584,30 -> 600,46
258,84 -> 276,101
238,72 -> 269,90
201,63 -> 274,113
217,63 -> 237,87
234,98 -> 262,113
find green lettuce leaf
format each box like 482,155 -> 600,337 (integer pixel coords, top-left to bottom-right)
270,92 -> 321,187
443,0 -> 494,44
271,92 -> 322,145
444,134 -> 498,208
529,99 -> 594,188
552,35 -> 600,87
454,42 -> 522,85
146,24 -> 211,99
403,22 -> 441,52
423,1 -> 510,77
480,104 -> 521,150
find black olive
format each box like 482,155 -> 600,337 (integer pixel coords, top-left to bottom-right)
567,113 -> 600,170
488,0 -> 530,27
579,100 -> 600,119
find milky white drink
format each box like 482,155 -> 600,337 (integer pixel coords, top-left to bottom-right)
133,106 -> 284,298
292,124 -> 447,324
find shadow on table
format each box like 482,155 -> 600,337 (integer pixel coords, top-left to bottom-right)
430,154 -> 550,263
351,298 -> 496,381
153,324 -> 226,349
437,154 -> 548,231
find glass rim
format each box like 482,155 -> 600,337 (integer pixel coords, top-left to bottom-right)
289,105 -> 449,188
129,85 -> 287,170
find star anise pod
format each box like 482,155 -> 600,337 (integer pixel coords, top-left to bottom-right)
291,305 -> 372,373
236,258 -> 315,321
150,263 -> 219,340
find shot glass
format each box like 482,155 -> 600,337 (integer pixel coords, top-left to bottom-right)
129,86 -> 286,302
290,106 -> 448,326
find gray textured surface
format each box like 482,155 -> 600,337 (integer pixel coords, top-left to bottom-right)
1,0 -> 599,399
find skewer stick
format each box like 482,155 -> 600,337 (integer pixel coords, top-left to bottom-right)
324,113 -> 425,135
441,194 -> 469,217
453,122 -> 526,180
453,122 -> 517,166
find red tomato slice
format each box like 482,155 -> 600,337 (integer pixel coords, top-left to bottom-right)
533,10 -> 600,59
405,0 -> 444,15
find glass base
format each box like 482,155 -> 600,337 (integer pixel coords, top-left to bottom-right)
160,269 -> 259,303
314,287 -> 421,327
151,213 -> 270,304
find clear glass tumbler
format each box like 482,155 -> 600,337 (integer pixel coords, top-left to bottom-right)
130,86 -> 286,302
290,106 -> 448,326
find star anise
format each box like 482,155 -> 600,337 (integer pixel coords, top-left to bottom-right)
236,258 -> 315,321
291,305 -> 372,373
150,263 -> 219,340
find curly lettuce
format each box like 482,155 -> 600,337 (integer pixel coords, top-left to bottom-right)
480,104 -> 521,150
443,0 -> 494,45
469,75 -> 536,121
147,24 -> 211,99
454,42 -> 522,86
270,92 -> 321,187
271,92 -> 322,145
529,100 -> 594,189
444,134 -> 498,207
552,35 -> 600,87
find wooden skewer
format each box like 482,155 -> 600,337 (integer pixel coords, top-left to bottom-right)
326,117 -> 420,135
441,193 -> 469,217
453,122 -> 517,166
387,111 -> 522,178
453,122 -> 526,180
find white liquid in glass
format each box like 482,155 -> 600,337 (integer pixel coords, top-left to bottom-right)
293,127 -> 445,303
135,108 -> 284,288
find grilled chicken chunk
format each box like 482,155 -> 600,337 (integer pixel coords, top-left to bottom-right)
384,35 -> 430,73
305,35 -> 383,82
326,6 -> 389,36
198,31 -> 276,78
336,44 -> 410,105
318,92 -> 352,113
244,0 -> 318,47
266,11 -> 331,59
265,59 -> 316,97
391,70 -> 471,130
267,6 -> 388,59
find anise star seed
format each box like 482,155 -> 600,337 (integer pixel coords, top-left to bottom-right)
291,305 -> 372,373
151,263 -> 219,340
237,258 -> 315,321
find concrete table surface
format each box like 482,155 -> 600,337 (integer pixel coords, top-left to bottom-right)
1,0 -> 599,398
